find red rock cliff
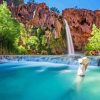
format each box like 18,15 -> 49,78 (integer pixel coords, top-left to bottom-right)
9,3 -> 63,38
8,3 -> 100,51
62,8 -> 100,50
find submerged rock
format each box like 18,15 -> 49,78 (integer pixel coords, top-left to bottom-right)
98,59 -> 100,66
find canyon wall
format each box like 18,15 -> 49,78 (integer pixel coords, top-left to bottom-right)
63,9 -> 100,51
9,3 -> 63,39
0,1 -> 100,51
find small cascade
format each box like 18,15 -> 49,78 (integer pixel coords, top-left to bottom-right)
33,10 -> 36,19
64,19 -> 75,55
0,55 -> 99,67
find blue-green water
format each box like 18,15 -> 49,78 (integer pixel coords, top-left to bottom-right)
0,62 -> 100,100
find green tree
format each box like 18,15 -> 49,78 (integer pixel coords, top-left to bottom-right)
26,36 -> 39,50
4,0 -> 24,5
50,7 -> 60,14
27,0 -> 35,4
12,0 -> 24,5
25,27 -> 48,53
17,45 -> 27,54
0,3 -> 20,54
85,24 -> 100,50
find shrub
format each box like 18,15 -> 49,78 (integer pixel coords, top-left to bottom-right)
85,24 -> 100,50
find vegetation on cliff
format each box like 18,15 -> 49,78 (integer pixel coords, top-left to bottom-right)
84,24 -> 100,55
85,24 -> 100,51
0,2 -> 66,55
0,2 -> 21,54
50,7 -> 60,14
7,0 -> 24,5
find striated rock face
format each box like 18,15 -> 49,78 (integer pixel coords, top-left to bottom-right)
9,3 -> 63,39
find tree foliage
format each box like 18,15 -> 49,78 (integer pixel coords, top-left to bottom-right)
4,0 -> 24,5
26,28 -> 47,52
26,36 -> 39,50
85,24 -> 100,50
0,2 -> 21,54
50,7 -> 60,14
0,3 -> 66,55
12,0 -> 24,5
27,0 -> 35,4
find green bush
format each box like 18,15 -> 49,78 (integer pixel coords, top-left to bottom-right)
0,2 -> 20,54
0,3 -> 66,55
26,36 -> 39,50
17,45 -> 27,54
85,24 -> 100,50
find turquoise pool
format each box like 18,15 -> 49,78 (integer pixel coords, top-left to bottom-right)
0,61 -> 100,100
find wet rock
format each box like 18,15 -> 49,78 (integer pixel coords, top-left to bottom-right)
98,59 -> 100,66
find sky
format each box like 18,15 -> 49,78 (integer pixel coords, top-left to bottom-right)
24,0 -> 100,12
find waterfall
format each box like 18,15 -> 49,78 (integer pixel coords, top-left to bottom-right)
33,10 -> 36,19
64,19 -> 75,55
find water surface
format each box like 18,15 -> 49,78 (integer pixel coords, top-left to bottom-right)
0,62 -> 100,100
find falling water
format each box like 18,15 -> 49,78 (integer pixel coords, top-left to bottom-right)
64,19 -> 75,55
33,10 -> 36,19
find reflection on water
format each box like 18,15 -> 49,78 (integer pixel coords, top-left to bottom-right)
59,75 -> 85,100
75,75 -> 85,92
